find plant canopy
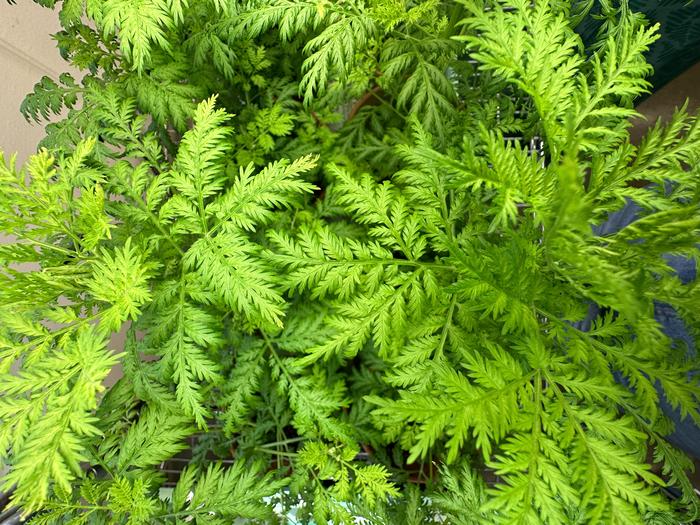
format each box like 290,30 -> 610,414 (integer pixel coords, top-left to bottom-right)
1,1 -> 699,523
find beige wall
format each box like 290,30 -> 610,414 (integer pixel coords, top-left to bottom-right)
628,62 -> 700,145
0,2 -> 68,163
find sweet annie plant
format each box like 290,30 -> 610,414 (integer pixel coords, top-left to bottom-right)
1,0 -> 699,523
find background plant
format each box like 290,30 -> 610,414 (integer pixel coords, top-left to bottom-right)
0,0 -> 699,524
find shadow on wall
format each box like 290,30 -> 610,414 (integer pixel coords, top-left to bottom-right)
0,2 -> 71,164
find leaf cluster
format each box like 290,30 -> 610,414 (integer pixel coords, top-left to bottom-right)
1,0 -> 699,523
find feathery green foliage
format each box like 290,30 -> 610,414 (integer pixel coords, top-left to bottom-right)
1,0 -> 699,523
